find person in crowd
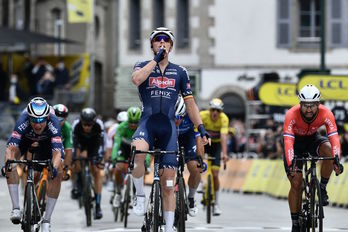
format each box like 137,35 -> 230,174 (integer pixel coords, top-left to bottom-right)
54,59 -> 70,89
200,98 -> 229,215
37,71 -> 55,98
3,97 -> 64,232
130,27 -> 209,232
32,57 -> 53,96
283,84 -> 343,232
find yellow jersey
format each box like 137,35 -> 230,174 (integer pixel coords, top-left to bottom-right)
200,110 -> 229,143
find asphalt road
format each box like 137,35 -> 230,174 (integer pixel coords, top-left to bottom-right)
0,176 -> 348,232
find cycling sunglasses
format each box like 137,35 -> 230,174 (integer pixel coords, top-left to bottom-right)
82,122 -> 94,127
29,117 -> 47,124
154,35 -> 170,42
58,117 -> 65,123
210,108 -> 222,113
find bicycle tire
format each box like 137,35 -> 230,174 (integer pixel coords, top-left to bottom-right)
113,199 -> 119,222
23,183 -> 33,232
153,181 -> 161,232
37,180 -> 47,215
176,177 -> 186,232
123,175 -> 131,228
310,179 -> 323,232
206,174 -> 212,224
84,177 -> 92,227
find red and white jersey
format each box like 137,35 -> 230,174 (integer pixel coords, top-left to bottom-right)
283,104 -> 340,166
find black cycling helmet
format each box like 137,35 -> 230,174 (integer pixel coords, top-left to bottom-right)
53,104 -> 69,118
80,108 -> 97,123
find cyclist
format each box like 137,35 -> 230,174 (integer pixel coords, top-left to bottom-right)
111,106 -> 141,207
200,97 -> 229,216
174,95 -> 204,217
53,104 -> 73,171
283,84 -> 343,232
131,27 -> 210,232
105,111 -> 128,191
72,107 -> 105,220
4,97 -> 64,232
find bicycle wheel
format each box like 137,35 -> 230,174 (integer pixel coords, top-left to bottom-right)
37,180 -> 47,215
123,175 -> 131,228
153,181 -> 161,232
310,179 -> 323,232
206,175 -> 212,224
176,177 -> 186,232
84,176 -> 92,227
113,194 -> 119,222
23,183 -> 33,232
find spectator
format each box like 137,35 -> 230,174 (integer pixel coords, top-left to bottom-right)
9,74 -> 25,104
227,127 -> 238,153
341,131 -> 348,158
22,55 -> 34,97
37,71 -> 55,98
54,59 -> 70,89
32,57 -> 53,96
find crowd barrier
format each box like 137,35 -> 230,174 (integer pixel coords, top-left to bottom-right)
145,158 -> 348,207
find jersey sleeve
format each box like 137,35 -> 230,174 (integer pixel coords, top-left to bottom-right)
220,113 -> 229,135
63,122 -> 73,149
283,110 -> 296,166
179,66 -> 193,99
324,109 -> 341,158
48,116 -> 64,158
111,123 -> 124,161
7,113 -> 30,147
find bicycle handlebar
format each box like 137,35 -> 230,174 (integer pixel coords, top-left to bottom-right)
3,159 -> 54,178
72,156 -> 105,169
129,147 -> 176,170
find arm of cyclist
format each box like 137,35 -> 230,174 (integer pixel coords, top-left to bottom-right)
195,135 -> 205,172
324,110 -> 343,175
220,114 -> 229,163
283,111 -> 296,176
185,97 -> 211,146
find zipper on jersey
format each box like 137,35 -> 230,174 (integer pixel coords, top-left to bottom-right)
157,63 -> 169,114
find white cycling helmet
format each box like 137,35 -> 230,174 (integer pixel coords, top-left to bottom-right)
117,111 -> 128,122
27,97 -> 50,119
298,84 -> 321,102
150,27 -> 175,45
209,98 -> 224,110
175,95 -> 186,117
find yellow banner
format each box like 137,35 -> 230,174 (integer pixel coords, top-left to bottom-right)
298,75 -> 348,101
259,82 -> 298,106
67,0 -> 93,23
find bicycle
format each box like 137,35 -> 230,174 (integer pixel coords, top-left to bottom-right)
174,146 -> 188,232
4,158 -> 53,232
130,147 -> 176,232
292,153 -> 343,232
119,159 -> 135,228
73,156 -> 103,227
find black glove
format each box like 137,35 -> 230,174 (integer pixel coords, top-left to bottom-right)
1,165 -> 6,177
51,166 -> 58,179
197,124 -> 210,139
154,48 -> 165,63
334,155 -> 344,176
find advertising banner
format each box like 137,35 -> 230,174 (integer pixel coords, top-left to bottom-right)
259,82 -> 298,106
67,0 -> 93,23
298,75 -> 348,101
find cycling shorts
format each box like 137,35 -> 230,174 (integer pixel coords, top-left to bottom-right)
283,132 -> 328,176
205,142 -> 221,168
114,142 -> 131,163
178,130 -> 198,163
132,113 -> 178,168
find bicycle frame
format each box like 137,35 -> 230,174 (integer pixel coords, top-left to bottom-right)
120,162 -> 134,228
36,167 -> 49,214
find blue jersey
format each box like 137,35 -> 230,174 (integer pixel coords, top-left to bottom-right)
7,111 -> 64,158
177,114 -> 199,137
134,61 -> 193,120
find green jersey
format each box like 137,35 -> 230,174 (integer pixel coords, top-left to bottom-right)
111,121 -> 136,161
61,121 -> 73,149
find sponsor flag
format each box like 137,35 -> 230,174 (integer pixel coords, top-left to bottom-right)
67,0 -> 93,23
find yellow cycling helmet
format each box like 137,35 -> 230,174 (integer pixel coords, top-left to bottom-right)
209,98 -> 224,110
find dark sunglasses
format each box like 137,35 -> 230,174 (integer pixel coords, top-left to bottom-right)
29,117 -> 47,124
301,103 -> 318,109
154,35 -> 170,42
210,108 -> 222,113
82,122 -> 94,127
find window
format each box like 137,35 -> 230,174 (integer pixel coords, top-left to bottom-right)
176,0 -> 189,49
129,0 -> 141,50
153,0 -> 165,28
298,0 -> 321,43
52,8 -> 64,55
15,0 -> 24,29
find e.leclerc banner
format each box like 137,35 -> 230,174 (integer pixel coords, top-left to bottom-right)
298,75 -> 348,101
259,82 -> 298,106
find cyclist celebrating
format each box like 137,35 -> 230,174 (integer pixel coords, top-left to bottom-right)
131,27 -> 209,232
174,95 -> 204,217
53,104 -> 73,171
4,97 -> 64,232
283,84 -> 343,232
72,107 -> 105,220
111,106 -> 141,207
200,97 -> 229,215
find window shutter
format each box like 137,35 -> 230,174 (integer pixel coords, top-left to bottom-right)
277,0 -> 291,48
328,0 -> 345,47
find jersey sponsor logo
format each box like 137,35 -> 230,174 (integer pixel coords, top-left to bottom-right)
18,121 -> 29,132
149,77 -> 175,89
11,131 -> 21,139
324,118 -> 335,131
186,83 -> 191,89
52,136 -> 62,143
287,119 -> 296,132
288,149 -> 294,162
165,71 -> 177,75
150,90 -> 172,98
48,121 -> 58,134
